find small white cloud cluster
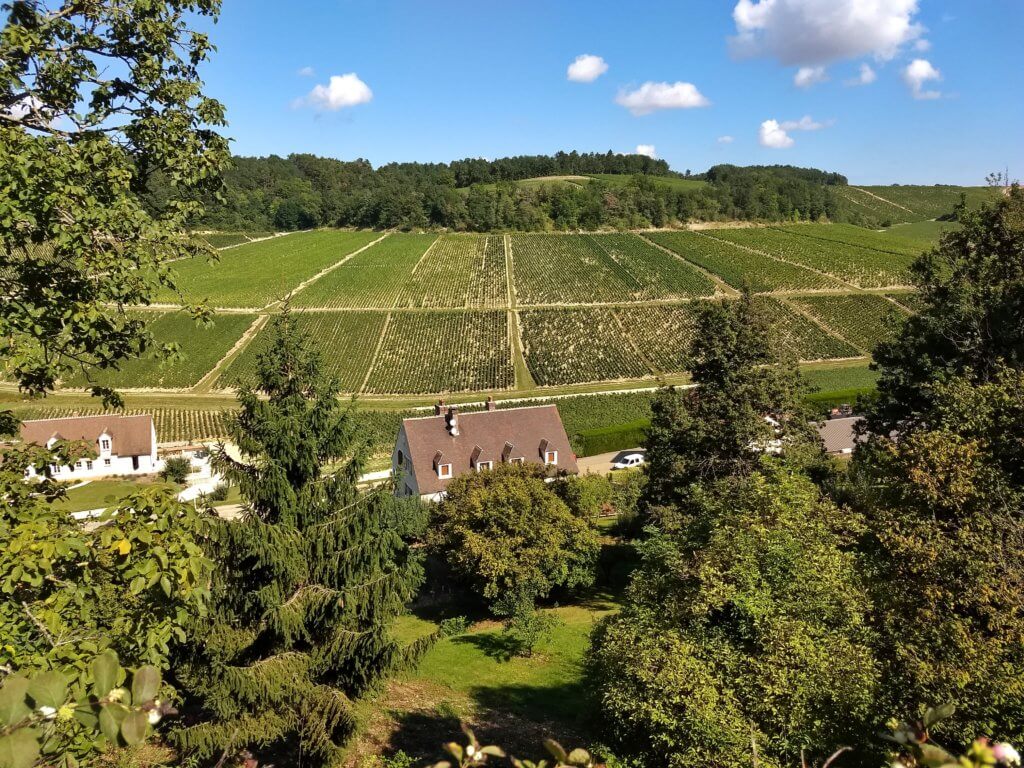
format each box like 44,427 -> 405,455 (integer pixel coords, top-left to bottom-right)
845,62 -> 877,86
794,65 -> 827,88
759,115 -> 828,148
717,135 -> 735,144
903,58 -> 941,99
616,81 -> 710,116
567,54 -> 608,83
297,66 -> 315,77
298,73 -> 373,111
634,144 -> 657,158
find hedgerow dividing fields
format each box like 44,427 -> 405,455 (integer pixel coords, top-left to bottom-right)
396,234 -> 507,309
64,312 -> 256,390
589,234 -> 716,300
711,227 -> 914,288
292,233 -> 436,309
365,310 -> 514,394
162,229 -> 382,307
646,231 -> 837,292
789,294 -> 909,353
219,311 -> 388,393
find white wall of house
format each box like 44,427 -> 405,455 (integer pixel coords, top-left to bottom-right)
391,427 -> 419,498
24,424 -> 160,481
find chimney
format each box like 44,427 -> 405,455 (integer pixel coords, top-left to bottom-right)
446,406 -> 460,436
502,441 -> 514,462
486,396 -> 497,412
434,399 -> 446,416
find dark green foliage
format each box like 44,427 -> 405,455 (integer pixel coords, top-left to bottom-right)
588,463 -> 879,768
159,456 -> 192,484
174,311 -> 423,766
0,0 -> 228,404
867,187 -> 1024,434
427,464 -> 600,616
851,367 -> 1024,746
207,482 -> 230,502
643,291 -> 815,512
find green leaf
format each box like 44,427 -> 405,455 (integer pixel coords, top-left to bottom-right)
92,651 -> 120,697
0,676 -> 31,728
131,666 -> 160,704
99,704 -> 127,743
923,703 -> 956,729
567,749 -> 592,766
544,740 -> 568,763
0,729 -> 41,768
27,671 -> 67,710
919,743 -> 957,767
120,710 -> 149,746
159,575 -> 172,597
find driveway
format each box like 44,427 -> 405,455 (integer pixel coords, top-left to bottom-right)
576,448 -> 645,475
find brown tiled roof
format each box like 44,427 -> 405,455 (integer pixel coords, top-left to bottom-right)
818,416 -> 864,454
20,414 -> 154,456
401,404 -> 578,495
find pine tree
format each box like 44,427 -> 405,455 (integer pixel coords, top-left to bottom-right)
173,310 -> 424,765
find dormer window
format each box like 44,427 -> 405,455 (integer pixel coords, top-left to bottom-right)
510,457 -> 524,465
438,463 -> 452,479
476,461 -> 493,472
545,450 -> 558,466
100,438 -> 111,452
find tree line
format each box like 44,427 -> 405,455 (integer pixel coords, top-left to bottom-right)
157,153 -> 854,232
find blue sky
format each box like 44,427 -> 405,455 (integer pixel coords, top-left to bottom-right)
198,1 -> 1023,185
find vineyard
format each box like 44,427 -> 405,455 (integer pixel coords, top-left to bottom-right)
587,234 -> 717,300
291,233 -> 436,309
789,294 -> 909,353
10,406 -> 234,444
776,223 -> 925,258
510,234 -> 644,304
364,310 -> 514,394
710,227 -> 914,288
835,185 -> 998,224
161,229 -> 382,307
219,311 -> 388,392
63,312 -> 256,390
614,304 -> 698,374
395,234 -> 508,309
752,298 -> 861,361
646,231 -> 837,292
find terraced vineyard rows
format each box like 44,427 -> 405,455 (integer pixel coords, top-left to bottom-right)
711,227 -> 913,288
510,234 -> 641,304
776,223 -> 927,258
293,233 -> 436,308
752,297 -> 861,361
884,291 -> 923,312
519,308 -> 651,385
789,294 -> 909,352
63,312 -> 256,390
396,234 -> 507,308
162,229 -> 382,307
614,304 -> 698,373
219,311 -> 388,392
646,231 -> 837,292
365,310 -> 513,394
589,234 -> 716,299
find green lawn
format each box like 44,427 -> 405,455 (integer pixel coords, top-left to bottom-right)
52,477 -> 176,513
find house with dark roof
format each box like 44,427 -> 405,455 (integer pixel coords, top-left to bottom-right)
818,415 -> 865,456
393,399 -> 579,500
20,414 -> 159,480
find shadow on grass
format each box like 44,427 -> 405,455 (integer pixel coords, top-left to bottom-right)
452,631 -> 521,662
384,681 -> 593,764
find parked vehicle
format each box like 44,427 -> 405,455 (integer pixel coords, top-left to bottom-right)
612,452 -> 645,470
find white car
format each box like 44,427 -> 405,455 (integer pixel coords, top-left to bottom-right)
612,453 -> 645,470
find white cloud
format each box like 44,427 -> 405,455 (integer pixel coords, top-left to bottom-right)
635,144 -> 657,158
759,114 -> 829,148
903,58 -> 941,99
717,135 -> 735,144
297,66 -> 315,77
845,62 -> 877,86
299,73 -> 373,111
567,54 -> 608,83
794,65 -> 828,88
615,81 -> 710,116
759,119 -> 794,148
913,38 -> 931,52
731,0 -> 924,66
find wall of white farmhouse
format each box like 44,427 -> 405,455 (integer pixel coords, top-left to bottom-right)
26,452 -> 161,481
392,427 -> 418,498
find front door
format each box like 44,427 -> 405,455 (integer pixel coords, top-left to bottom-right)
132,455 -> 139,471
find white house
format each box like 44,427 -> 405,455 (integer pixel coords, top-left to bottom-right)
21,414 -> 159,480
393,399 -> 579,502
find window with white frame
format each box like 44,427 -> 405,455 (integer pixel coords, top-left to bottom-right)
100,438 -> 111,452
86,460 -> 93,470
476,460 -> 493,472
437,463 -> 452,479
104,458 -> 111,467
544,450 -> 558,465
510,457 -> 524,465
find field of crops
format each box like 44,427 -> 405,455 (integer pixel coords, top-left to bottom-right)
61,312 -> 255,390
395,234 -> 507,309
712,227 -> 914,288
292,233 -> 435,309
589,234 -> 716,299
753,298 -> 861,361
858,185 -> 997,219
510,234 -> 643,304
163,230 -> 382,307
614,304 -> 698,374
519,308 -> 651,385
777,223 -> 927,258
646,231 -> 837,292
789,294 -> 909,353
364,310 -> 513,394
219,311 -> 387,392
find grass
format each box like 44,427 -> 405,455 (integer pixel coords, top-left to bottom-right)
52,477 -> 176,513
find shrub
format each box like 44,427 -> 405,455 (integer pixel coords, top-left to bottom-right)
159,456 -> 193,484
207,482 -> 230,502
438,616 -> 470,638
